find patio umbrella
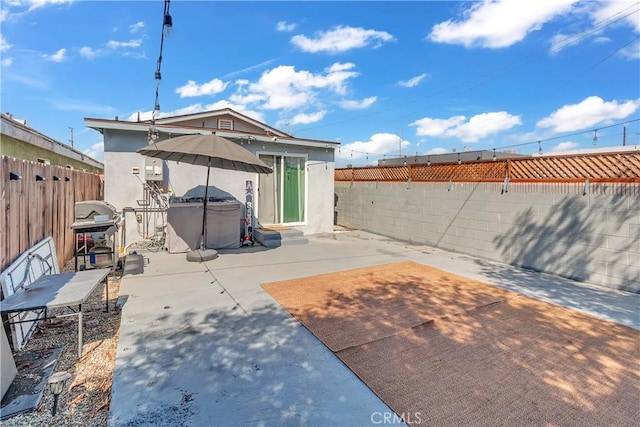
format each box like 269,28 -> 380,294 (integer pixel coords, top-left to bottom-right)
137,133 -> 272,261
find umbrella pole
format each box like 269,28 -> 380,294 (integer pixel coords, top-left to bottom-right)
201,162 -> 211,250
186,159 -> 217,262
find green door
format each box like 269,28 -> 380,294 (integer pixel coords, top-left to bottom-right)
258,154 -> 305,225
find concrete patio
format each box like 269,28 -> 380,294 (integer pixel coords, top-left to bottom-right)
108,230 -> 640,427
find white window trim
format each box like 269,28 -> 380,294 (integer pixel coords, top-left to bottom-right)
256,151 -> 308,226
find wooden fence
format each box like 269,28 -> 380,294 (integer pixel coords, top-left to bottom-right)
0,155 -> 103,273
335,151 -> 640,183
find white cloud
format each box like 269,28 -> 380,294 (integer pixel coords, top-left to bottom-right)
591,0 -> 640,33
425,147 -> 449,155
289,111 -> 326,125
411,111 -> 522,142
593,36 -> 611,44
238,62 -> 359,110
224,58 -> 278,78
411,116 -> 466,137
0,9 -> 8,22
337,133 -> 409,161
107,39 -> 142,49
122,51 -> 147,59
550,1 -> 640,54
79,46 -> 100,59
620,39 -> 640,59
549,33 -> 578,54
129,21 -> 145,33
83,141 -> 104,162
537,96 -> 640,132
0,34 -> 12,52
340,96 -> 377,110
50,97 -> 116,115
2,57 -> 13,66
276,21 -> 297,32
26,0 -> 74,11
291,25 -> 394,53
550,141 -> 580,152
43,48 -> 66,62
399,73 -> 428,88
175,78 -> 229,98
429,0 -> 578,48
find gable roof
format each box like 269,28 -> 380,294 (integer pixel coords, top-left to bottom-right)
85,108 -> 340,150
153,108 -> 291,137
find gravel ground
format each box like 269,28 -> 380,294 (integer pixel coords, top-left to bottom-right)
2,261 -> 122,427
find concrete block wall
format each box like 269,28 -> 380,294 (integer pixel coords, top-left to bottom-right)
335,181 -> 639,292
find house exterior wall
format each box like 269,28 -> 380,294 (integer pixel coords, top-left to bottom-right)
1,116 -> 103,172
103,129 -> 334,249
335,181 -> 639,292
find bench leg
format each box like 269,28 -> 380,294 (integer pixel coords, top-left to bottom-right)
78,307 -> 83,357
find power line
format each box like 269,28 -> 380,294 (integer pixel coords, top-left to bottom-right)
296,4 -> 640,136
559,34 -> 640,87
335,118 -> 640,160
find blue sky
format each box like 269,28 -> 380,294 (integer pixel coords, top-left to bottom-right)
1,0 -> 639,167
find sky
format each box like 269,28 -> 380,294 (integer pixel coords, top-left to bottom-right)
1,0 -> 639,167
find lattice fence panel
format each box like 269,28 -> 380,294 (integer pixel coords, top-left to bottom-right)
336,152 -> 640,183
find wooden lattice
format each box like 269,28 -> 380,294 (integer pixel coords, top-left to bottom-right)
335,152 -> 640,183
411,161 -> 506,181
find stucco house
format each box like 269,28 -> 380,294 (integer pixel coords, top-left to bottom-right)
1,112 -> 103,173
84,108 -> 339,249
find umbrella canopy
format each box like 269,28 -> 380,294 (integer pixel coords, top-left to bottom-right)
137,133 -> 273,174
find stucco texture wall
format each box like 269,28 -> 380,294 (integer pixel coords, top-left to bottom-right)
102,129 -> 335,248
335,181 -> 639,292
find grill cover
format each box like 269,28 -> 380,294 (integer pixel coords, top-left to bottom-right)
74,200 -> 118,221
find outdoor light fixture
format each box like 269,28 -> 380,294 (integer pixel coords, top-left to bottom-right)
9,172 -> 21,180
36,174 -> 46,181
457,153 -> 461,164
163,13 -> 172,28
538,141 -> 543,155
427,156 -> 431,166
502,176 -> 510,194
162,0 -> 173,36
492,149 -> 497,161
48,371 -> 72,416
163,11 -> 173,29
593,129 -> 598,145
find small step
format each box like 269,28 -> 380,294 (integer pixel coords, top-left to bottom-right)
255,227 -> 308,247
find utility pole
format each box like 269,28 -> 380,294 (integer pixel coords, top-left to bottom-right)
69,127 -> 74,148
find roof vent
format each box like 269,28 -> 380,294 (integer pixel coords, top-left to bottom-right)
218,119 -> 233,130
